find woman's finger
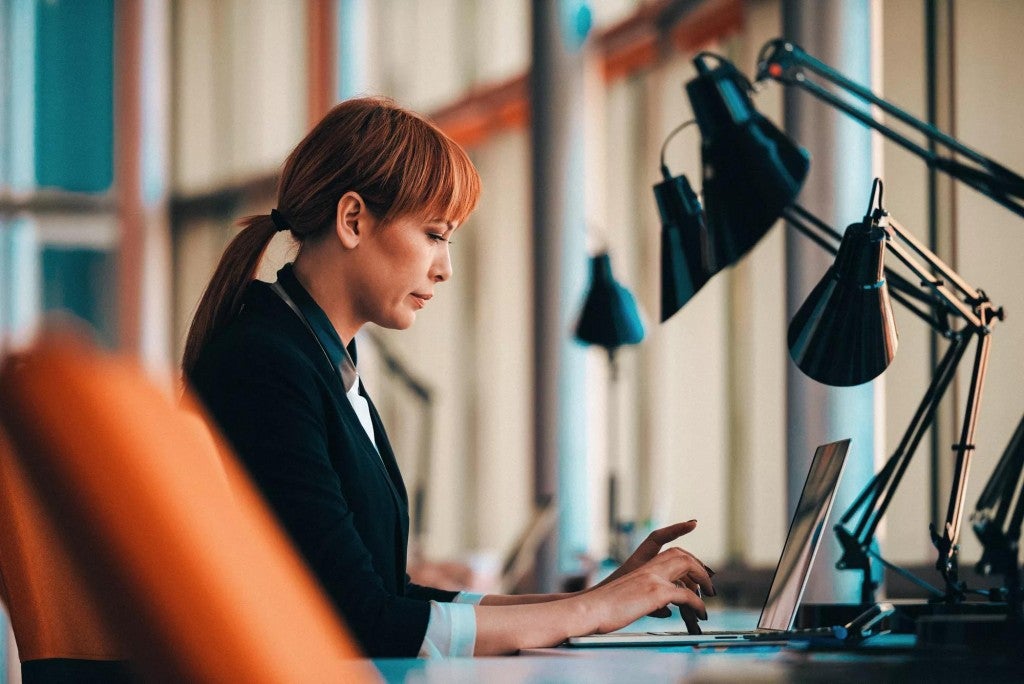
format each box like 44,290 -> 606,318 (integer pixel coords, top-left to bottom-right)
671,584 -> 709,621
646,520 -> 697,547
665,549 -> 716,596
679,604 -> 703,635
646,548 -> 716,596
682,568 -> 716,596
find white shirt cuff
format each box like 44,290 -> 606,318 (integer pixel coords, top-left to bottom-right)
453,591 -> 486,605
418,601 -> 477,659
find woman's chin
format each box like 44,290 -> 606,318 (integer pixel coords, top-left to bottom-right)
376,313 -> 416,331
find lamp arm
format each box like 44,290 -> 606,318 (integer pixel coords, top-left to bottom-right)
757,39 -> 969,158
886,286 -> 951,334
841,334 -> 969,556
877,210 -> 1004,594
756,39 -> 1024,219
881,215 -> 993,328
866,546 -> 945,598
883,240 -> 981,328
932,328 -> 994,594
782,203 -> 842,249
784,204 -> 956,328
883,215 -> 984,304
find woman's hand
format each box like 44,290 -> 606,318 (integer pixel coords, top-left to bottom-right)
600,520 -> 713,582
576,547 -> 713,636
472,545 -> 714,653
595,520 -> 715,621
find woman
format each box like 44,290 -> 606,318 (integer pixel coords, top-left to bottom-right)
184,97 -> 713,658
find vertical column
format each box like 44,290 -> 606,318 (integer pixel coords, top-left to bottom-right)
308,0 -> 337,124
116,0 -> 143,354
337,0 -> 369,100
530,0 -> 590,590
783,0 -> 883,604
0,0 -> 39,361
925,0 -> 957,533
138,0 -> 172,374
117,0 -> 172,372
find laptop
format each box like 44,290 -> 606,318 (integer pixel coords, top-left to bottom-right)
567,439 -> 851,647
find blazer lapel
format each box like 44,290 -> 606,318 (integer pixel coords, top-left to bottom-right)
265,276 -> 405,510
333,380 -> 405,509
361,387 -> 411,556
362,389 -> 408,504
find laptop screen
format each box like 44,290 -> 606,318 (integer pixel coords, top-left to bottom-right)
757,439 -> 850,631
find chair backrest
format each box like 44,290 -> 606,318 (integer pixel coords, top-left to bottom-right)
0,332 -> 377,683
0,428 -> 125,663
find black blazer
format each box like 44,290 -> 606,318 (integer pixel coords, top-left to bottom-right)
188,277 -> 457,658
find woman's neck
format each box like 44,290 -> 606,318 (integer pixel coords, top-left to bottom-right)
292,249 -> 361,344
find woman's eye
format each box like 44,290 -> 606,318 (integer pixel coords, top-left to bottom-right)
428,233 -> 447,243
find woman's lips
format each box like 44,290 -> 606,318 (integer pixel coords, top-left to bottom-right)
411,293 -> 432,308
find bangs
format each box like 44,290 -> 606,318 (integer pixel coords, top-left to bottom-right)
383,117 -> 481,227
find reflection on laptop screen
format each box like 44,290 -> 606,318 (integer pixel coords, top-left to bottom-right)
758,439 -> 850,631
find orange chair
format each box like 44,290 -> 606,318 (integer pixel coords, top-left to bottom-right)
0,332 -> 377,683
0,427 -> 130,680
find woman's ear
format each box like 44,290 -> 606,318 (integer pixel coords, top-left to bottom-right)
335,192 -> 365,249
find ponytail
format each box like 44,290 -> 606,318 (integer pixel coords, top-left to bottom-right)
181,214 -> 278,376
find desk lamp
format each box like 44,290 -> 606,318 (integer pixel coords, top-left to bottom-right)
753,38 -> 1023,606
787,180 -> 898,387
575,252 -> 644,558
656,53 -> 808,323
670,45 -> 1017,606
788,179 -> 1002,603
654,121 -> 716,322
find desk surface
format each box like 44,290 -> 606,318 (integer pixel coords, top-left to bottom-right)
373,610 -> 1023,683
375,640 -> 1021,683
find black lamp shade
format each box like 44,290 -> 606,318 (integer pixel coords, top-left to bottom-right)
654,173 -> 718,322
788,220 -> 898,386
575,253 -> 645,351
685,57 -> 810,271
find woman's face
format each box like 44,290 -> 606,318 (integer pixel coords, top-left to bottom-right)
350,212 -> 455,330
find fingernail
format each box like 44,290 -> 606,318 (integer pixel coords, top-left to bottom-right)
700,608 -> 709,620
687,519 -> 697,524
703,564 -> 716,577
707,585 -> 717,597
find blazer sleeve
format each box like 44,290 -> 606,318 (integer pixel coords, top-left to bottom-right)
190,337 -> 432,657
405,578 -> 459,603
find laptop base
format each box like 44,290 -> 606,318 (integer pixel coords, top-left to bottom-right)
566,625 -> 846,648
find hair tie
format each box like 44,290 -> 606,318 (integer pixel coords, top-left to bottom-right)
270,208 -> 292,233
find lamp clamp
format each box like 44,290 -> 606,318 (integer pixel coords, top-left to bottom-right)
756,39 -> 803,84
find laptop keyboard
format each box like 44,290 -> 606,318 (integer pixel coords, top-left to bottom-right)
647,626 -> 846,640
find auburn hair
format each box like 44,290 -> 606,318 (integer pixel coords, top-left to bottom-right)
181,96 -> 481,376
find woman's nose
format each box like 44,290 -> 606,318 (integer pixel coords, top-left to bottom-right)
432,246 -> 453,282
